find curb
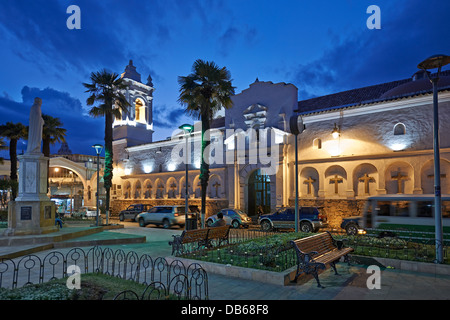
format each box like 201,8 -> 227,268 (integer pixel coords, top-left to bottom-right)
167,255 -> 450,286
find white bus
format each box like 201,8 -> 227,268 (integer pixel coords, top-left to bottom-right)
341,194 -> 450,237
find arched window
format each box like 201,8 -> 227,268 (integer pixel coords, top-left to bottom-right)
135,98 -> 145,123
313,138 -> 322,149
394,123 -> 406,135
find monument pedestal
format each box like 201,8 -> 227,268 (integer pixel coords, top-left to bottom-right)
4,153 -> 58,236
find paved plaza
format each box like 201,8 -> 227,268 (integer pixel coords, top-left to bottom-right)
1,221 -> 450,300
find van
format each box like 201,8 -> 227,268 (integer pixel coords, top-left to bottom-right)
340,194 -> 450,236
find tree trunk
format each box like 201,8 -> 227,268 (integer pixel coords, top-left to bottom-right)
43,137 -> 51,193
200,115 -> 210,228
104,111 -> 114,224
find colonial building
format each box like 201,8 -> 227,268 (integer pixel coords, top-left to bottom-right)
110,61 -> 450,229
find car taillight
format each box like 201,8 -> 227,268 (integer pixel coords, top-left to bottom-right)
319,214 -> 326,222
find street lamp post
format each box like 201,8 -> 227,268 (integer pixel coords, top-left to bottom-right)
179,124 -> 194,230
418,54 -> 450,264
290,115 -> 305,232
92,144 -> 103,227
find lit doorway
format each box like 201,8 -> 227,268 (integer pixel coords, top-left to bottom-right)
247,169 -> 271,216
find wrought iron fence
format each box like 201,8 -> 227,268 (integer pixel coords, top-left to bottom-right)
178,228 -> 450,271
343,234 -> 449,264
0,246 -> 209,300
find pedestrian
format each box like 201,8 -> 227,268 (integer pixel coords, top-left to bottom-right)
257,205 -> 264,216
55,212 -> 64,228
211,212 -> 226,227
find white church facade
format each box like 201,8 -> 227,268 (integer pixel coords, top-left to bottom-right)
109,61 -> 450,229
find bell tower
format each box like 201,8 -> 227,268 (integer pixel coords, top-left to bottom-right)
113,60 -> 154,148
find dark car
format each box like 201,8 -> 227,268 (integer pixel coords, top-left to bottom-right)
118,204 -> 152,221
258,206 -> 327,232
340,216 -> 363,235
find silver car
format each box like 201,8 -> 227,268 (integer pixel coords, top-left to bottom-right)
136,205 -> 188,229
206,208 -> 252,228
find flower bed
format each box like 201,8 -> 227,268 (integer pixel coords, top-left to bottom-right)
181,231 -> 450,271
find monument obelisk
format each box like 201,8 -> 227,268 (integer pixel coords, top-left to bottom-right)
5,98 -> 57,235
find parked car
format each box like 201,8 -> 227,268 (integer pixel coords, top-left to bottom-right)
136,205 -> 191,228
75,206 -> 97,218
206,208 -> 252,228
119,204 -> 152,221
258,206 -> 327,232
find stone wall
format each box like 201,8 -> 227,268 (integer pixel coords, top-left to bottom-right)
110,198 -> 229,218
289,198 -> 366,230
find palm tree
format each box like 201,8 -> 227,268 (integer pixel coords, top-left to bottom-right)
42,114 -> 67,192
42,114 -> 67,157
178,59 -> 235,227
83,69 -> 130,218
0,137 -> 7,164
0,122 -> 27,199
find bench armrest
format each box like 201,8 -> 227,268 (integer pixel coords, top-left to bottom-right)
303,251 -> 319,262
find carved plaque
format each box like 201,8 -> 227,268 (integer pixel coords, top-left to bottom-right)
25,162 -> 37,193
21,206 -> 32,220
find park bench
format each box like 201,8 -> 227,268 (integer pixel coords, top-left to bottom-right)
290,232 -> 353,288
169,225 -> 231,255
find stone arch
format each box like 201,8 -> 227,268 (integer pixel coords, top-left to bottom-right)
193,175 -> 201,198
353,163 -> 378,197
179,176 -> 191,198
143,179 -> 153,199
385,161 -> 414,194
122,180 -> 131,199
208,174 -> 223,198
324,165 -> 347,197
154,178 -> 165,199
166,177 -> 178,199
421,158 -> 450,195
49,157 -> 88,190
132,180 -> 142,199
300,166 -> 319,197
133,96 -> 147,123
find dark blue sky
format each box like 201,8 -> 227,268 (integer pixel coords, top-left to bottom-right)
0,0 -> 449,156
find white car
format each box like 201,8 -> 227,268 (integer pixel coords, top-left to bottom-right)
79,206 -> 98,217
136,205 -> 190,228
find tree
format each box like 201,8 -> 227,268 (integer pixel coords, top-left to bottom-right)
42,114 -> 67,157
42,114 -> 67,192
178,59 -> 235,227
0,137 -> 7,164
0,122 -> 27,199
83,69 -> 130,218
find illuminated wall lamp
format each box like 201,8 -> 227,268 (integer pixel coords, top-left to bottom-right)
331,123 -> 340,139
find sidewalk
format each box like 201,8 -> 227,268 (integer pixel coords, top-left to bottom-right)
1,223 -> 449,300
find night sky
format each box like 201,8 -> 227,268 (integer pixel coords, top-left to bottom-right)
0,0 -> 449,157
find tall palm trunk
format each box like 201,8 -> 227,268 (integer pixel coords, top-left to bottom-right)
104,110 -> 114,219
43,136 -> 51,192
200,113 -> 210,228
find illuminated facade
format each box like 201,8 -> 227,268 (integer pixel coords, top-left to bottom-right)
111,63 -> 450,228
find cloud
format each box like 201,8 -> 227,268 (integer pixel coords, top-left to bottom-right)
291,0 -> 450,99
0,86 -> 104,155
217,24 -> 259,57
153,104 -> 187,129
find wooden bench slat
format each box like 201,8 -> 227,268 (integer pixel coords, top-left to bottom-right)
290,232 -> 353,288
169,225 -> 231,255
